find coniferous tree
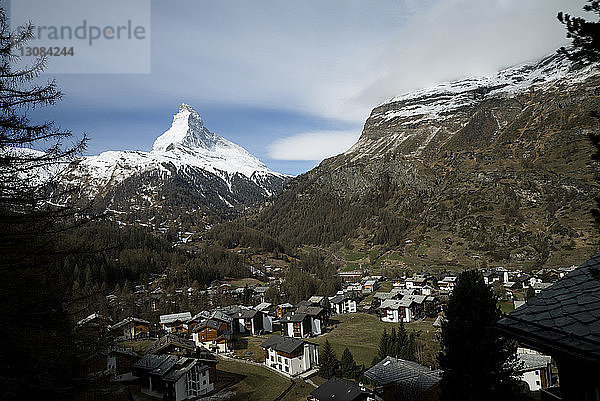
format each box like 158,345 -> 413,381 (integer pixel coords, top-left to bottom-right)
319,340 -> 339,379
340,347 -> 358,379
439,270 -> 522,401
558,1 -> 600,63
0,8 -> 86,400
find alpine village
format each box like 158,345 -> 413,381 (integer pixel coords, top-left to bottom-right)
3,3 -> 600,401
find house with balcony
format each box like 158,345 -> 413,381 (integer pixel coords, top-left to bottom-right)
261,334 -> 319,377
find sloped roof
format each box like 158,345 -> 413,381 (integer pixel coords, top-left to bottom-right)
110,317 -> 150,331
364,356 -> 442,392
133,354 -> 172,371
281,312 -> 307,323
517,352 -> 552,372
260,334 -> 314,354
159,312 -> 192,324
296,305 -> 324,316
310,377 -> 366,401
144,334 -> 196,355
498,254 -> 600,364
255,302 -> 272,312
163,358 -> 209,382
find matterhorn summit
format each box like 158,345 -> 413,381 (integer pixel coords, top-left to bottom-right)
152,103 -> 216,152
56,104 -> 288,226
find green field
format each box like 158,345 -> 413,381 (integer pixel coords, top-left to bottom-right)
216,358 -> 317,401
311,313 -> 440,368
216,358 -> 291,401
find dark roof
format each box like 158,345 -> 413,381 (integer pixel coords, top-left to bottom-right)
150,355 -> 179,376
144,334 -> 196,355
364,356 -> 442,393
296,306 -> 324,316
163,358 -> 209,382
110,317 -> 150,331
260,334 -> 313,354
330,293 -> 355,304
132,354 -> 172,371
310,377 -> 366,401
281,312 -> 307,323
498,254 -> 600,364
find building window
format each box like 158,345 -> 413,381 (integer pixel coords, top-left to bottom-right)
535,371 -> 539,375
536,381 -> 540,386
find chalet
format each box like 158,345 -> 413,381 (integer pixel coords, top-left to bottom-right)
226,306 -> 270,335
276,303 -> 294,319
308,295 -> 327,307
109,317 -> 150,339
145,334 -> 197,356
531,282 -> 552,295
498,254 -> 600,400
421,285 -> 435,296
261,334 -> 319,376
363,279 -> 378,293
482,271 -> 502,286
106,347 -> 139,381
296,305 -> 327,334
405,275 -> 427,290
252,286 -> 269,302
281,313 -> 312,338
254,303 -> 275,332
365,356 -> 442,401
378,295 -> 426,323
309,377 -> 372,401
191,318 -> 231,354
329,293 -> 358,315
187,310 -> 232,334
514,274 -> 534,289
345,283 -> 363,297
159,312 -> 192,334
437,276 -> 456,294
516,350 -> 553,392
132,353 -> 216,400
76,312 -> 112,335
392,278 -> 404,287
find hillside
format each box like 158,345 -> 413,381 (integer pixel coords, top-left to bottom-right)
251,53 -> 600,271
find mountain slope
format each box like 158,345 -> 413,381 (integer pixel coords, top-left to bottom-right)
58,104 -> 287,232
253,53 -> 600,270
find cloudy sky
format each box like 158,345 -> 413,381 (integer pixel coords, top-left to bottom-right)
12,0 -> 581,175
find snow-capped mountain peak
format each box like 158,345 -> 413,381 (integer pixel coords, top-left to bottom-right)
54,103 -> 287,219
152,103 -> 215,152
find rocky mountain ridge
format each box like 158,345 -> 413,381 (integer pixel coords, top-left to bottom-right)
253,53 -> 600,270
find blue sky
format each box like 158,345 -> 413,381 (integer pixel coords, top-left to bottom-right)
11,0 -> 579,175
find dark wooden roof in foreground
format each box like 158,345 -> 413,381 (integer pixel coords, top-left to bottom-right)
498,254 -> 600,364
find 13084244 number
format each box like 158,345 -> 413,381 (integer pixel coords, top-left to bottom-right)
19,47 -> 75,57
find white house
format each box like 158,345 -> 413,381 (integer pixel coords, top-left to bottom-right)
405,276 -> 426,290
329,293 -> 357,315
437,276 -> 457,293
133,354 -> 216,400
517,350 -> 553,391
160,312 -> 192,333
261,334 -> 319,377
379,295 -> 426,323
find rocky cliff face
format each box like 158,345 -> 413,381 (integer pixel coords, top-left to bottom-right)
255,53 -> 600,270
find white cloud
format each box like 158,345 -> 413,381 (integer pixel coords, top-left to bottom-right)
268,130 -> 360,161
